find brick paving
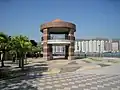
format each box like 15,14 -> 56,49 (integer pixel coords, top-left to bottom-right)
1,72 -> 120,90
1,58 -> 120,90
34,72 -> 120,90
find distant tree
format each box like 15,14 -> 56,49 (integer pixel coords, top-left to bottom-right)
37,42 -> 42,52
31,42 -> 42,57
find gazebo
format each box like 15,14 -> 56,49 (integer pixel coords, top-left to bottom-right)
40,19 -> 76,60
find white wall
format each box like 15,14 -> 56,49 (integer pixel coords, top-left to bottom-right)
85,41 -> 89,53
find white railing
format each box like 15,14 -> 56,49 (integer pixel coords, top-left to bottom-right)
41,39 -> 71,44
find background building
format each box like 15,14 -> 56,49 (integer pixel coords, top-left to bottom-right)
74,38 -> 120,53
112,39 -> 119,52
51,38 -> 120,55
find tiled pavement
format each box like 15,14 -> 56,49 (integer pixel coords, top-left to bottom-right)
1,72 -> 120,90
34,72 -> 120,90
1,59 -> 120,90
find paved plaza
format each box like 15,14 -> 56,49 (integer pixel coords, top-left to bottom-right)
0,72 -> 120,90
35,73 -> 120,90
1,58 -> 120,90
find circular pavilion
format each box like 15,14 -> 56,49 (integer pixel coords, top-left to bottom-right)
40,19 -> 76,60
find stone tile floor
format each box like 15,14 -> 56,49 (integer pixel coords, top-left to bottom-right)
1,72 -> 120,90
1,58 -> 120,90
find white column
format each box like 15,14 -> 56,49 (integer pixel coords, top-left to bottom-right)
78,41 -> 81,52
60,46 -> 62,52
100,40 -> 104,53
89,40 -> 93,52
82,41 -> 84,52
93,40 -> 97,52
85,41 -> 89,53
56,46 -> 58,52
84,41 -> 86,53
52,46 -> 54,54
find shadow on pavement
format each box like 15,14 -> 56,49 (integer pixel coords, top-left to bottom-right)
0,63 -> 48,90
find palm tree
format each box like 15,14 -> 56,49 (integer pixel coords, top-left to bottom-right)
0,32 -> 11,67
11,35 -> 32,70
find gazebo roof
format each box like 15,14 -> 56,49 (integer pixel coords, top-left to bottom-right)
40,19 -> 76,32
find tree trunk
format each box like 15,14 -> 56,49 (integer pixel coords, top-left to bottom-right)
21,55 -> 24,70
12,57 -> 15,62
19,52 -> 24,70
25,53 -> 27,64
0,52 -> 2,60
1,52 -> 5,67
18,52 -> 22,68
12,54 -> 15,62
19,58 -> 22,68
0,52 -> 3,60
15,52 -> 17,62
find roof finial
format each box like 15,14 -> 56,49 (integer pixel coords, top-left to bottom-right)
52,19 -> 63,22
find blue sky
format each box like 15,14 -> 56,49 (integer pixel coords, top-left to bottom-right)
0,0 -> 120,41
